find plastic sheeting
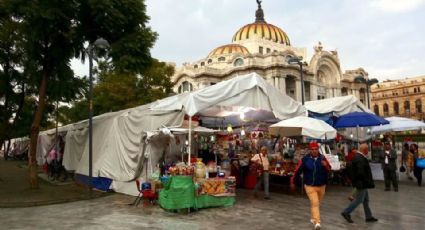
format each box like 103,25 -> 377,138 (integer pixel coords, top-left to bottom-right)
305,95 -> 371,116
150,73 -> 306,120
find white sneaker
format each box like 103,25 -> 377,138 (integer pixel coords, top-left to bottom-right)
314,223 -> 321,230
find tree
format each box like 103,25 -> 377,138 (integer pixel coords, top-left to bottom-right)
5,0 -> 157,188
93,59 -> 174,115
0,6 -> 26,152
60,59 -> 174,124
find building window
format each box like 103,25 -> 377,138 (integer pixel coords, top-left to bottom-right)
418,87 -> 421,92
404,101 -> 410,116
200,62 -> 205,66
416,99 -> 422,113
218,57 -> 225,62
341,87 -> 348,96
393,102 -> 399,115
234,58 -> 244,66
207,59 -> 212,64
374,105 -> 379,116
259,46 -> 263,54
414,88 -> 417,93
266,48 -> 271,53
383,103 -> 389,116
178,81 -> 193,93
194,64 -> 198,69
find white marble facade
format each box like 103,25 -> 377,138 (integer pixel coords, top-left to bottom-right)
171,2 -> 370,106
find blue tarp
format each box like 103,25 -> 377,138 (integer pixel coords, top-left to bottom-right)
75,174 -> 113,191
308,111 -> 335,126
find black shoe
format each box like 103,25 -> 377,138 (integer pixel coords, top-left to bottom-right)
366,217 -> 378,222
341,212 -> 354,223
394,188 -> 398,192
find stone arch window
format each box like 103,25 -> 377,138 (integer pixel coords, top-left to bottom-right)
178,81 -> 193,93
218,56 -> 225,62
266,48 -> 271,53
416,99 -> 422,113
359,88 -> 366,105
285,75 -> 296,100
404,101 -> 410,116
259,46 -> 263,54
200,62 -> 205,66
383,103 -> 389,116
234,58 -> 244,66
393,102 -> 399,115
374,104 -> 380,116
194,64 -> 198,69
207,59 -> 212,64
341,87 -> 348,96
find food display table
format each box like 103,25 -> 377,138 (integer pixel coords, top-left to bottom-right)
159,176 -> 235,211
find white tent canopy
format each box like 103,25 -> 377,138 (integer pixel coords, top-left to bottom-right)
305,95 -> 371,116
33,72 -> 305,196
371,116 -> 425,134
150,73 -> 306,119
269,116 -> 337,139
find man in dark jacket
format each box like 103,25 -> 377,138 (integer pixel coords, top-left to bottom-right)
341,143 -> 378,224
291,142 -> 331,230
380,142 -> 398,191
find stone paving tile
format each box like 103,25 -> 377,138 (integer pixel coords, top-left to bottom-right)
0,180 -> 424,230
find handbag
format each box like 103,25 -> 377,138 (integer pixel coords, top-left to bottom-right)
417,158 -> 425,169
399,165 -> 406,172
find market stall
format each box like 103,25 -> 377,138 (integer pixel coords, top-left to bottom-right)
149,73 -> 306,209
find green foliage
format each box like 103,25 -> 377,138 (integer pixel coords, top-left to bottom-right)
61,59 -> 175,124
75,0 -> 157,74
1,0 -> 159,137
0,6 -> 27,142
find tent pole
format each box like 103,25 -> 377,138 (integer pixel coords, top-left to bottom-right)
188,116 -> 192,164
356,125 -> 360,148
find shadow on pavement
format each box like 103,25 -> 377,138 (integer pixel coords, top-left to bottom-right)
0,159 -> 110,208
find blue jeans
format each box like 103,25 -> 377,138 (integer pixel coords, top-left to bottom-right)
254,171 -> 270,197
342,189 -> 373,219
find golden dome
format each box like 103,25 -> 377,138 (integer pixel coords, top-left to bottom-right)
232,22 -> 291,45
208,44 -> 250,57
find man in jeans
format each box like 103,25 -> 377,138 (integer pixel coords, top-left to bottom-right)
341,143 -> 378,223
251,146 -> 270,199
290,142 -> 331,230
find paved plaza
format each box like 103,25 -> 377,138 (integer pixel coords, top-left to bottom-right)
0,180 -> 424,230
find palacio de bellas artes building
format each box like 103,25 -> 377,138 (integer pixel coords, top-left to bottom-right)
171,1 -> 371,106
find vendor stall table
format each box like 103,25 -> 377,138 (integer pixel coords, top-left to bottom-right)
159,175 -> 235,211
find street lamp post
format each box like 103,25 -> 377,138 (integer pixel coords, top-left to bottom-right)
287,56 -> 307,105
354,76 -> 378,109
87,38 -> 110,198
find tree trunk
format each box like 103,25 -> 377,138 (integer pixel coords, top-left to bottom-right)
28,72 -> 48,189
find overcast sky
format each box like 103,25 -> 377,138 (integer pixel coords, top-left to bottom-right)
72,0 -> 425,82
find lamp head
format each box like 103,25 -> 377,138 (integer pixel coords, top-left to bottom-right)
286,56 -> 303,64
368,78 -> 379,85
354,76 -> 366,83
93,38 -> 110,49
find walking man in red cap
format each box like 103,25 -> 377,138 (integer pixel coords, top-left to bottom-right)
291,141 -> 331,230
